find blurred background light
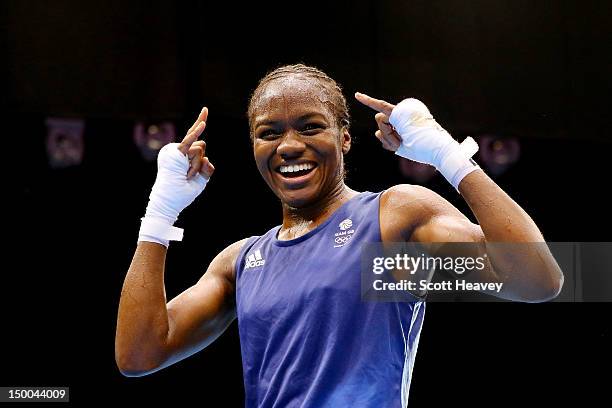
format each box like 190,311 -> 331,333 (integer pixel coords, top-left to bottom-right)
399,157 -> 437,183
478,135 -> 521,176
45,118 -> 85,168
133,121 -> 176,161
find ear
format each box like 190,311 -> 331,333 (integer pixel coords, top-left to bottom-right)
341,127 -> 351,154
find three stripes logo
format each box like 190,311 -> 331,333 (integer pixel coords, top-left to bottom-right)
245,249 -> 265,269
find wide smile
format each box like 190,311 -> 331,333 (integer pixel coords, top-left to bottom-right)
274,161 -> 318,187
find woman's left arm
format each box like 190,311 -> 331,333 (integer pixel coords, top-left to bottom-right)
412,170 -> 563,302
356,92 -> 563,302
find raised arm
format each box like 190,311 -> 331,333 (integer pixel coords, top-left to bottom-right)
357,93 -> 563,302
115,106 -> 245,376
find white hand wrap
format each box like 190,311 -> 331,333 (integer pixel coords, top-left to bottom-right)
389,98 -> 480,190
138,143 -> 209,247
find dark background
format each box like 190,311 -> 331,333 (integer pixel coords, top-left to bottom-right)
5,0 -> 611,406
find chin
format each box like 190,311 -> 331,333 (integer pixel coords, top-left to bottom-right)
278,187 -> 321,209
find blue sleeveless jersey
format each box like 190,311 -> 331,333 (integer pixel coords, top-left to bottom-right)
235,191 -> 426,407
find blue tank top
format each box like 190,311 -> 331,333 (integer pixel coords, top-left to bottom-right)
235,191 -> 426,407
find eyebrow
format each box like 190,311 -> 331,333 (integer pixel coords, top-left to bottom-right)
254,113 -> 328,129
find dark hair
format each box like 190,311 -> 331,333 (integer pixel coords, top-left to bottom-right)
247,64 -> 350,137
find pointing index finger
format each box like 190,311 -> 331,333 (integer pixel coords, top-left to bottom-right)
187,106 -> 209,134
355,92 -> 395,116
178,107 -> 209,154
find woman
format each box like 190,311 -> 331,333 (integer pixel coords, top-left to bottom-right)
116,64 -> 563,407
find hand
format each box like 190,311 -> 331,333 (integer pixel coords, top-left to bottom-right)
139,107 -> 215,246
354,92 -> 402,152
355,92 -> 479,190
355,92 -> 456,167
178,107 -> 215,179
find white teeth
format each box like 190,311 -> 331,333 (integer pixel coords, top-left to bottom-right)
279,163 -> 315,174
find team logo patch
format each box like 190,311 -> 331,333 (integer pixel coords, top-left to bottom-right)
334,219 -> 355,248
339,218 -> 353,230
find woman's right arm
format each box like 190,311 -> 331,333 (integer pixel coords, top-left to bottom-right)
115,105 -> 245,376
115,238 -> 247,377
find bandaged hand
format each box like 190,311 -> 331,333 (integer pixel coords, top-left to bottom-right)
138,107 -> 215,247
355,93 -> 479,191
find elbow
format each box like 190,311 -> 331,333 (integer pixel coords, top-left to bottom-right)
539,265 -> 565,302
522,271 -> 564,303
116,354 -> 151,378
117,366 -> 148,378
115,325 -> 170,377
115,348 -> 164,378
548,272 -> 564,300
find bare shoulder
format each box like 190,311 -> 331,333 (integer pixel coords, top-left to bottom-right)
381,183 -> 459,220
380,184 -> 465,241
203,238 -> 251,285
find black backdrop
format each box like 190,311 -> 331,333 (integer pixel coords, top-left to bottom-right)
6,0 -> 612,405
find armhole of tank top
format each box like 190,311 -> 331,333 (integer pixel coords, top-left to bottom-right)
376,190 -> 427,303
234,236 -> 261,282
375,189 -> 387,243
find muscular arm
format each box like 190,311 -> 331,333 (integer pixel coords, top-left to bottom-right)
115,238 -> 246,377
381,177 -> 563,302
356,92 -> 563,302
454,170 -> 563,301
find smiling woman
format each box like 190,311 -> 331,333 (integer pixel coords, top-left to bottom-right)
247,65 -> 352,210
116,63 -> 563,407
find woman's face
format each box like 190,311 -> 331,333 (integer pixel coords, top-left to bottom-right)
251,76 -> 351,208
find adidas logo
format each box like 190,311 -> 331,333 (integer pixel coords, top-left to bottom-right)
245,249 -> 265,269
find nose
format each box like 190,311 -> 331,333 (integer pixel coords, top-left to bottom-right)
276,130 -> 306,159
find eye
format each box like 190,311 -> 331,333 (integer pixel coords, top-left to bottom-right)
301,123 -> 324,135
258,129 -> 280,140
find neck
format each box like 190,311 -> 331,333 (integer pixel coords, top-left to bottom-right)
279,182 -> 357,238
